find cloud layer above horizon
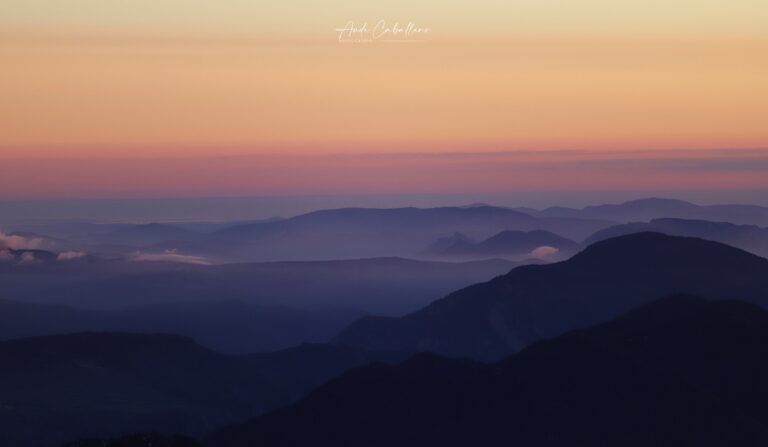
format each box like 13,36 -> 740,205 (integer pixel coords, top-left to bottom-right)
1,149 -> 767,199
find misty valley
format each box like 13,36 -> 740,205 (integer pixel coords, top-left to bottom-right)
2,198 -> 768,446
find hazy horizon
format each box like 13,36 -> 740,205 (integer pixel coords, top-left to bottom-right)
2,190 -> 768,224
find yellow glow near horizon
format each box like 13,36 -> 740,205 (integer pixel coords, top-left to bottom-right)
0,1 -> 766,196
1,35 -> 766,156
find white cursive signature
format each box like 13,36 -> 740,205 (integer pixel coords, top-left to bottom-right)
335,20 -> 431,43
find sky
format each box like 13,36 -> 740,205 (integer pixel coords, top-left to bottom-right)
1,1 -> 767,200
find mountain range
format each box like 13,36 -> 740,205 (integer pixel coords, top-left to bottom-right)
3,206 -> 609,263
336,232 -> 768,360
7,231 -> 768,446
206,295 -> 768,447
0,333 -> 408,447
175,206 -> 608,262
8,198 -> 768,263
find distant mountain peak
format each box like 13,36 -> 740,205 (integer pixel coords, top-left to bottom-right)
570,231 -> 764,267
621,197 -> 696,206
423,229 -> 579,261
584,218 -> 768,257
530,197 -> 768,227
461,202 -> 496,208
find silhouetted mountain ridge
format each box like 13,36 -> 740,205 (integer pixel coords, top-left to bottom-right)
0,332 -> 409,447
207,295 -> 768,447
336,233 -> 768,360
585,217 -> 768,257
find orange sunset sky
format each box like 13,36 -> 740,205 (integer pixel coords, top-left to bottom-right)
1,1 -> 767,199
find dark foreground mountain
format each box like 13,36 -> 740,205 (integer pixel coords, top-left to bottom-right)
0,333 -> 407,447
422,229 -> 579,261
336,233 -> 768,360
586,218 -> 768,257
63,433 -> 201,447
207,296 -> 768,447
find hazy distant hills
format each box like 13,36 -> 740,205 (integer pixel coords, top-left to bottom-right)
422,229 -> 580,261
519,197 -> 768,226
0,256 -> 517,314
585,218 -> 768,257
336,233 -> 768,360
8,198 -> 768,447
208,296 -> 768,447
0,256 -> 517,352
9,198 -> 768,263
1,219 -> 282,242
170,206 -> 610,262
2,206 -> 609,263
0,333 -> 408,447
84,223 -> 194,246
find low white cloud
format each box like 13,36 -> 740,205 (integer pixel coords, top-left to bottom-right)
530,245 -> 559,260
0,249 -> 46,265
58,251 -> 86,261
130,249 -> 210,265
0,250 -> 15,263
0,231 -> 45,250
19,252 -> 37,264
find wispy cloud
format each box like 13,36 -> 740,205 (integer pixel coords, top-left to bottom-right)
18,251 -> 37,264
0,249 -> 40,264
529,246 -> 559,260
4,149 -> 767,199
57,251 -> 86,261
130,249 -> 210,265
